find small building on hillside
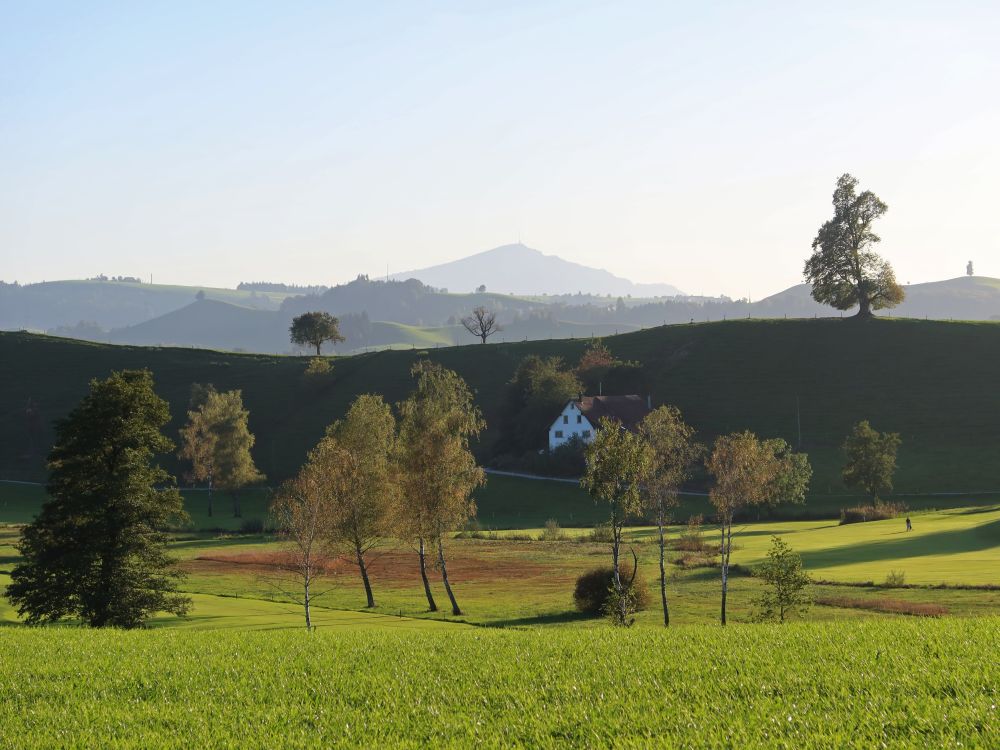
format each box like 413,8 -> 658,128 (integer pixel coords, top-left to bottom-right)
548,395 -> 652,451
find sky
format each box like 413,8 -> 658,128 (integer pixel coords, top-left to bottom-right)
2,1 -> 998,299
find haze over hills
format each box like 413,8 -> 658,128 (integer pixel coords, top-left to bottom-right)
3,248 -> 1000,355
389,244 -> 685,297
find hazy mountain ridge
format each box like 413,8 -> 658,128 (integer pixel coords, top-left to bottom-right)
390,244 -> 685,297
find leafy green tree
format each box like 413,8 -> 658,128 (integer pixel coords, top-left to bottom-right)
316,394 -> 397,608
752,536 -> 812,623
638,406 -> 703,627
760,438 -> 813,514
179,387 -> 264,518
842,420 -> 901,503
6,370 -> 190,628
804,173 -> 904,317
290,311 -> 346,355
581,417 -> 652,626
500,355 -> 580,454
396,361 -> 485,615
706,431 -> 810,625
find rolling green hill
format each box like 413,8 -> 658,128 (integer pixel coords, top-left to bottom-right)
2,318 -> 999,501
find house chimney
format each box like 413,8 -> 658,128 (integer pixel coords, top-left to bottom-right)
647,394 -> 652,409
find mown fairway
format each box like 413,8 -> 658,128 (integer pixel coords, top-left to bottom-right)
3,318 -> 1000,502
0,620 -> 996,748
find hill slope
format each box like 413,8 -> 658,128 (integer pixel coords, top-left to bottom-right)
2,319 -> 999,497
390,243 -> 685,297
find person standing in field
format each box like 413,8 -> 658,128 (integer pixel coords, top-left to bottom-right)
905,517 -> 912,531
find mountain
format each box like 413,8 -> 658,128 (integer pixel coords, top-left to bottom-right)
390,244 -> 685,297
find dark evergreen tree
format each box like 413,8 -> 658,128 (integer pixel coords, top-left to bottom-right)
6,370 -> 190,628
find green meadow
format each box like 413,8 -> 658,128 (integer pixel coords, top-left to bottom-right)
0,620 -> 996,748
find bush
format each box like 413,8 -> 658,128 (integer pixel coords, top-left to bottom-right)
676,514 -> 707,552
839,501 -> 906,525
573,563 -> 650,616
883,570 -> 906,587
303,357 -> 333,378
239,518 -> 265,535
588,522 -> 614,543
537,518 -> 567,541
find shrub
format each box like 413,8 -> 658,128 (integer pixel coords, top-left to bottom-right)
883,570 -> 906,587
537,518 -> 567,541
239,518 -> 265,535
839,501 -> 906,525
588,522 -> 614,543
303,357 -> 333,379
676,514 -> 707,552
573,563 -> 650,616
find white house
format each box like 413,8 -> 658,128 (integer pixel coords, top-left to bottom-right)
548,395 -> 652,451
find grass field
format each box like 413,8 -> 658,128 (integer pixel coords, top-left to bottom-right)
3,318 -> 1000,503
4,500 -> 997,630
0,620 -> 996,748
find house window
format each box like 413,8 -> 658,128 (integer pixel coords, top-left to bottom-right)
555,430 -> 564,438
582,430 -> 591,438
576,415 -> 582,423
563,415 -> 569,424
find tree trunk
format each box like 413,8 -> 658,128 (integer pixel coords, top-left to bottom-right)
437,534 -> 462,616
418,537 -> 438,612
611,516 -> 623,592
659,516 -> 669,627
315,343 -> 322,356
720,518 -> 732,626
856,294 -> 873,319
356,542 -> 375,608
303,573 -> 312,630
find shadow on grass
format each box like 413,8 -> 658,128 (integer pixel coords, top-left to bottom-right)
800,518 -> 1000,570
482,610 -> 594,628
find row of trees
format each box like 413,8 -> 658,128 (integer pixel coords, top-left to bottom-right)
580,406 -> 901,627
272,361 -> 484,627
581,407 -> 811,627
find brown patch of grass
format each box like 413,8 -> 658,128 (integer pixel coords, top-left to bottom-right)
815,595 -> 947,617
193,548 -> 559,586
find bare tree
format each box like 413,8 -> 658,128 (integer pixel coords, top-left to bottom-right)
270,472 -> 334,630
461,307 -> 500,344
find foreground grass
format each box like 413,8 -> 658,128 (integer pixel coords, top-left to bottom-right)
0,619 -> 996,748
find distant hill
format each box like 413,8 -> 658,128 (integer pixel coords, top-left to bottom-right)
390,244 -> 685,297
3,319 -> 1000,506
754,276 -> 1000,320
0,279 -> 287,331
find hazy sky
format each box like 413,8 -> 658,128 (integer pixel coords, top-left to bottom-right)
2,1 -> 998,298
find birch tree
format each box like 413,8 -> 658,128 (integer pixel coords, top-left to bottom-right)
706,431 -> 810,625
396,361 -> 485,616
318,394 -> 397,608
581,417 -> 652,626
638,406 -> 702,627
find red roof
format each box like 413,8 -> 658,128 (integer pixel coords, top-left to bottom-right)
576,395 -> 651,431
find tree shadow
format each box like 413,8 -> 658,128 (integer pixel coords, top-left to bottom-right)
800,518 -> 1000,570
480,611 -> 594,628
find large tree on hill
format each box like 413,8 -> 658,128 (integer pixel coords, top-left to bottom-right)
706,431 -> 810,625
842,420 -> 901,503
314,394 -> 397,608
290,311 -> 345,355
804,173 -> 904,318
581,417 -> 652,626
179,387 -> 264,518
637,406 -> 703,627
395,361 -> 485,616
6,370 -> 190,628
